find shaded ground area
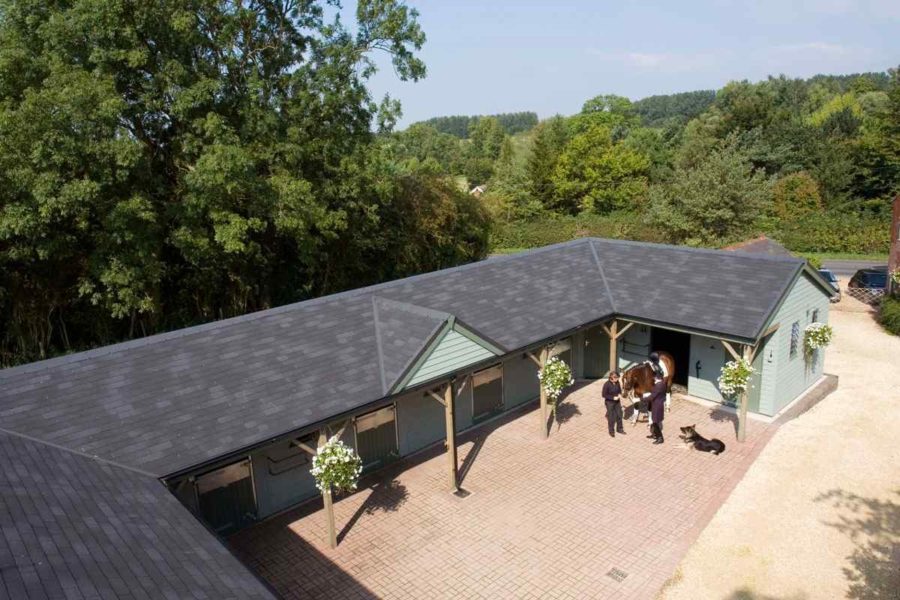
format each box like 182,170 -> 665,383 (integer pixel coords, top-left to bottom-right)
232,380 -> 779,599
659,309 -> 900,600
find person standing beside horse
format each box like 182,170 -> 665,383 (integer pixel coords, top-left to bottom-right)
602,371 -> 625,438
647,375 -> 667,444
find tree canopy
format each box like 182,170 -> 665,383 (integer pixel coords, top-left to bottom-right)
0,0 -> 492,366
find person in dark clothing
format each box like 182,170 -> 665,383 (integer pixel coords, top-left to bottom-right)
602,371 -> 625,437
646,375 -> 667,444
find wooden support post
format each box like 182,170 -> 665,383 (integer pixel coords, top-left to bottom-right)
318,429 -> 338,549
737,344 -> 753,443
608,320 -> 618,376
538,346 -> 550,439
444,382 -> 458,491
721,340 -> 741,362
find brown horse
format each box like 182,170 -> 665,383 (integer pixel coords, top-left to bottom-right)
621,351 -> 675,420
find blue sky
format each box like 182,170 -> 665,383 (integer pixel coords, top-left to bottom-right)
361,0 -> 900,127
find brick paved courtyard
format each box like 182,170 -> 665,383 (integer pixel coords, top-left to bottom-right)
230,381 -> 779,599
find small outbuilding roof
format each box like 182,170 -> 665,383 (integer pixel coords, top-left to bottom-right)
722,235 -> 794,257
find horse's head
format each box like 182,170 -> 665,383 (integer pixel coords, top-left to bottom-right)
620,367 -> 638,395
621,364 -> 651,397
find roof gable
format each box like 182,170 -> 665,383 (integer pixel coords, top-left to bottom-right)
399,322 -> 501,391
372,297 -> 450,395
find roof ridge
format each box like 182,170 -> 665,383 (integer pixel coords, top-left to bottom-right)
371,296 -> 390,395
589,239 -> 617,313
1,239 -> 594,378
371,296 -> 452,395
0,426 -> 158,478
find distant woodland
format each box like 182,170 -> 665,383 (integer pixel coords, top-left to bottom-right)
1,0 -> 897,366
390,72 -> 896,254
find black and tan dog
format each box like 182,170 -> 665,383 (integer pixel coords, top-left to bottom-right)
679,424 -> 726,455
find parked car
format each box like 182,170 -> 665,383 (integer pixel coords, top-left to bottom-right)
847,266 -> 888,304
818,268 -> 841,302
849,266 -> 888,288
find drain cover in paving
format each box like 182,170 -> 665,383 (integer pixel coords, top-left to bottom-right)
606,567 -> 628,582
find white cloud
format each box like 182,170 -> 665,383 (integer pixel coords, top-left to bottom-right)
587,50 -> 724,73
770,42 -> 855,57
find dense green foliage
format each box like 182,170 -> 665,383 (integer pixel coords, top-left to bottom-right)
632,90 -> 717,127
416,111 -> 538,138
0,0 -> 491,366
492,212 -> 665,250
3,0 -> 896,368
649,137 -> 772,245
880,297 -> 900,336
478,70 -> 898,253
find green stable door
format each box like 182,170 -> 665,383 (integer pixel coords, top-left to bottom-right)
356,405 -> 398,471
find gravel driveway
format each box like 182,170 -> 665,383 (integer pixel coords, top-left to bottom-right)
658,307 -> 900,599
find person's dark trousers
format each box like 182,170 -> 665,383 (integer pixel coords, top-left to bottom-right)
605,400 -> 623,434
650,422 -> 664,442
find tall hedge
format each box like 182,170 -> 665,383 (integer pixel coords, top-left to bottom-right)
881,297 -> 900,336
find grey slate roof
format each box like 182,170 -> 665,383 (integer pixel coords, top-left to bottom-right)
0,430 -> 274,600
595,239 -> 802,340
0,238 -> 809,479
0,237 -> 818,600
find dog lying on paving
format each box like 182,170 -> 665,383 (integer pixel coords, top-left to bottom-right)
679,424 -> 726,455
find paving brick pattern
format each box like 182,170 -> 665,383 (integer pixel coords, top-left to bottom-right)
231,381 -> 778,600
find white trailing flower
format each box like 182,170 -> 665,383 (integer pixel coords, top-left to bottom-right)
538,356 -> 574,418
310,435 -> 362,494
718,358 -> 754,397
804,322 -> 833,356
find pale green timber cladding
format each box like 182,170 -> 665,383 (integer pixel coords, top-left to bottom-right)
503,354 -> 539,407
454,376 -> 474,432
250,440 -> 317,519
396,390 -> 444,456
746,332 -> 770,414
687,334 -> 729,403
406,329 -> 497,387
583,325 -> 610,378
571,332 -> 585,379
617,324 -> 651,371
765,272 -> 830,415
251,417 -> 354,519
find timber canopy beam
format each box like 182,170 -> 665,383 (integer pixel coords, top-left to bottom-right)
429,382 -> 458,492
602,319 -> 635,376
527,346 -> 551,439
719,340 -> 760,444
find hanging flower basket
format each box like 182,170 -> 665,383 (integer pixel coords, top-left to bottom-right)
718,358 -> 754,398
804,322 -> 833,357
538,356 -> 574,418
310,435 -> 362,494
